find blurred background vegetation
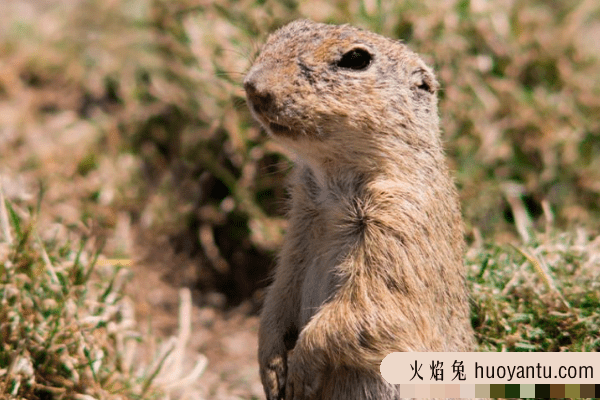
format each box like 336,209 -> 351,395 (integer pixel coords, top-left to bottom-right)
1,0 -> 599,397
1,0 -> 599,305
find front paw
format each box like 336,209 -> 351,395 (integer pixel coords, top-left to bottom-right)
260,353 -> 287,400
285,352 -> 322,400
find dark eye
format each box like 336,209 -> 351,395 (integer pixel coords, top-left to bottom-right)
337,48 -> 372,70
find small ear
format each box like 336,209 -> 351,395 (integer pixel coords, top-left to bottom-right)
411,67 -> 439,94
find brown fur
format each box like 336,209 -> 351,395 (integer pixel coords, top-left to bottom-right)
244,20 -> 475,400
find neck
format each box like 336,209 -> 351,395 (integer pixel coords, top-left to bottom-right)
294,135 -> 447,192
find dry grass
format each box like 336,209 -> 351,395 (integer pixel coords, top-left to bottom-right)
0,192 -> 207,399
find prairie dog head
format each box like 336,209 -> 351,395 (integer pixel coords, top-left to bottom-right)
244,19 -> 441,169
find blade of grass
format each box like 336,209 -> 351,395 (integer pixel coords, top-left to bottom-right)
511,244 -> 571,311
36,232 -> 60,285
0,180 -> 13,245
4,200 -> 21,241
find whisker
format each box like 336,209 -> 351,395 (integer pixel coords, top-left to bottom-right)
233,97 -> 248,110
214,70 -> 247,78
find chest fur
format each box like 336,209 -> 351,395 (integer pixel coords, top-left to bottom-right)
295,181 -> 365,326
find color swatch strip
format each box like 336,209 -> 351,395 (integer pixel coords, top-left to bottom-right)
398,383 -> 600,398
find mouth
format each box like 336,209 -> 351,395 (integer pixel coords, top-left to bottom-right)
250,110 -> 295,137
267,121 -> 295,137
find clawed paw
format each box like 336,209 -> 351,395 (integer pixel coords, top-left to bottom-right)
261,354 -> 287,400
284,353 -> 321,400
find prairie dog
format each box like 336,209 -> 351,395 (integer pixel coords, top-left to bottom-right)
244,19 -> 474,400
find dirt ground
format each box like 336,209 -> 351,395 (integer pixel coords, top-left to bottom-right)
128,235 -> 264,400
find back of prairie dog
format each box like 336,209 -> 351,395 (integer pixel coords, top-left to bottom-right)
244,19 -> 475,400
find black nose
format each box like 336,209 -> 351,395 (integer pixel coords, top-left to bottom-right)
244,80 -> 273,115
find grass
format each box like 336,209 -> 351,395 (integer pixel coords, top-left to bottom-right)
0,0 -> 599,397
469,230 -> 600,352
469,195 -> 600,352
0,190 -> 153,398
0,191 -> 207,399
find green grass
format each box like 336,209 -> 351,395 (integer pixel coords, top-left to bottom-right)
469,230 -> 600,352
0,186 -> 208,399
0,192 -> 178,399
